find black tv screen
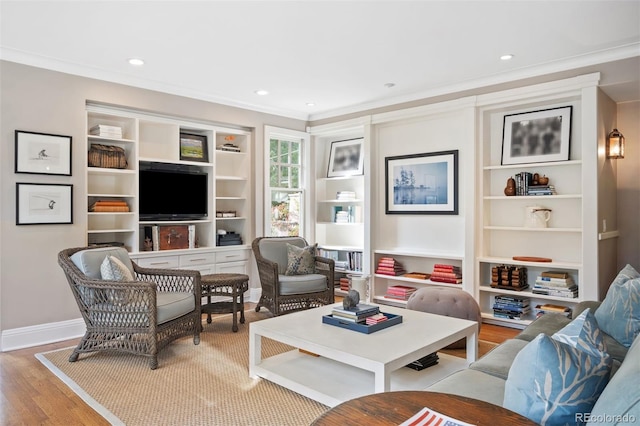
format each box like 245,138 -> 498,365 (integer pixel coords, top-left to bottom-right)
139,164 -> 208,221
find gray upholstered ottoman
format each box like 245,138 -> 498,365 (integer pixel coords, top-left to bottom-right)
406,286 -> 481,349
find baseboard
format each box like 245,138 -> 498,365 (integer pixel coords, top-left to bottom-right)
1,318 -> 85,352
2,289 -> 263,352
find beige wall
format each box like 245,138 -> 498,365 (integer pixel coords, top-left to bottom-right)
0,60 -> 306,332
617,101 -> 640,270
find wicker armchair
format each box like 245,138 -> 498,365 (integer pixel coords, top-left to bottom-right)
58,246 -> 201,369
252,236 -> 335,316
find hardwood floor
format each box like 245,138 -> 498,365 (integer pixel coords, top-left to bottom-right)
0,310 -> 518,425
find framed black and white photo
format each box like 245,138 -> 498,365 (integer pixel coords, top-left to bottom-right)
385,150 -> 458,215
179,132 -> 209,162
501,106 -> 572,165
327,138 -> 364,178
16,183 -> 73,225
15,130 -> 72,175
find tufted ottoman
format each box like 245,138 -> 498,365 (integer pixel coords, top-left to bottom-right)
406,286 -> 481,349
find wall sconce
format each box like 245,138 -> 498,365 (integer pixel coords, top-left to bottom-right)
606,128 -> 625,159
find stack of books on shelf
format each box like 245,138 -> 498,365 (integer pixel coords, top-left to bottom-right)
430,264 -> 462,284
532,271 -> 578,298
347,251 -> 363,272
336,191 -> 356,201
405,352 -> 439,371
216,143 -> 241,152
338,276 -> 350,292
90,124 -> 122,139
527,184 -> 557,196
535,303 -> 572,318
335,210 -> 350,223
492,294 -> 530,320
331,303 -> 381,324
89,200 -> 129,212
375,257 -> 406,276
385,285 -> 417,301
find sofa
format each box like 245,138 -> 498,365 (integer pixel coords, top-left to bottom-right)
426,265 -> 640,425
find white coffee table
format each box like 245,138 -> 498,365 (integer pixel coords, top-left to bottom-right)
249,303 -> 477,407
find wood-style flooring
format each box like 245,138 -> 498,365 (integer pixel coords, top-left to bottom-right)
0,307 -> 519,425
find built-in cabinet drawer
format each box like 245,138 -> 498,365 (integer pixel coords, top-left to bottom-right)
215,260 -> 248,274
134,255 -> 180,269
179,252 -> 216,268
214,249 -> 249,264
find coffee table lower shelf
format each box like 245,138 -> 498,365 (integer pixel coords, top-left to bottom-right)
250,349 -> 468,407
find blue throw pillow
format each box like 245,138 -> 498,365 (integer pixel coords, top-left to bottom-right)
504,334 -> 613,425
594,264 -> 640,347
552,308 -> 608,358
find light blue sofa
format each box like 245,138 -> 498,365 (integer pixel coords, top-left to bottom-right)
427,301 -> 640,425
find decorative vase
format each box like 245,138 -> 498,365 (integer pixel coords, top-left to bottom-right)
538,175 -> 549,185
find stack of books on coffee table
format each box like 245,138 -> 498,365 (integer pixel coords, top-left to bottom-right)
330,304 -> 380,324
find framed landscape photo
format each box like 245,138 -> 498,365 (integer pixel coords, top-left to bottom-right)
501,106 -> 572,165
16,183 -> 73,225
327,138 -> 364,178
385,150 -> 458,215
179,133 -> 209,162
15,130 -> 72,175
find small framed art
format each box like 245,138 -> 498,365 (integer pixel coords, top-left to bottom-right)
327,138 -> 364,178
15,130 -> 72,175
16,183 -> 73,225
179,133 -> 209,162
385,150 -> 458,215
501,106 -> 572,165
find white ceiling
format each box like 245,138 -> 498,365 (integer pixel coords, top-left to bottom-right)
1,1 -> 640,121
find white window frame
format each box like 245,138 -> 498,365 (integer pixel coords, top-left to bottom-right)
263,126 -> 311,237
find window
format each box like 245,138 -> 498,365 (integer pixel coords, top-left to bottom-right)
264,127 -> 310,237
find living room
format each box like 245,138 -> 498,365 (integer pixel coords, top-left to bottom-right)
1,1 -> 640,424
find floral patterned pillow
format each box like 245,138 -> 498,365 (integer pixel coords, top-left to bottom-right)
285,243 -> 317,276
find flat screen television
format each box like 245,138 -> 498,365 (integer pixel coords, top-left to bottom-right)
139,162 -> 208,221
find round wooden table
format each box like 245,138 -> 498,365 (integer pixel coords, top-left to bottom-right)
201,273 -> 249,332
311,391 -> 536,426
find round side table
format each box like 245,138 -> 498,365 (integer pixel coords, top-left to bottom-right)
311,391 -> 536,426
201,273 -> 249,332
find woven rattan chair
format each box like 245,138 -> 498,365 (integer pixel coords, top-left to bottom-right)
252,236 -> 335,316
58,246 -> 201,369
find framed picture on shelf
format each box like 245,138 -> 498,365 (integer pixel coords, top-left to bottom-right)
327,138 -> 364,178
16,183 -> 73,225
501,106 -> 572,165
15,130 -> 72,175
179,132 -> 209,162
385,150 -> 458,215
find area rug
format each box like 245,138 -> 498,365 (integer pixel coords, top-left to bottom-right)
36,311 -> 497,425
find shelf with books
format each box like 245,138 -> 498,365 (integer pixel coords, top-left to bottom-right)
372,249 -> 467,307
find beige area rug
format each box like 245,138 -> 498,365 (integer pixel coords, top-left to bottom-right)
36,311 -> 497,425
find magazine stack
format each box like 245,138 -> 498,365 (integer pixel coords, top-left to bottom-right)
492,294 -> 530,320
375,257 -> 406,276
331,303 -> 381,324
385,285 -> 417,301
532,271 -> 578,298
430,263 -> 462,284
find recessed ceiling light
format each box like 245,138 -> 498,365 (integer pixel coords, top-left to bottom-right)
128,58 -> 145,66
306,102 -> 315,107
384,83 -> 396,88
255,89 -> 269,96
500,54 -> 514,61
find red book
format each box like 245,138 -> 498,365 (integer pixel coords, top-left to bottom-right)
430,271 -> 462,279
432,267 -> 461,273
433,264 -> 459,270
376,270 -> 399,276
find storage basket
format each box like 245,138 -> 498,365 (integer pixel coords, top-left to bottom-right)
88,144 -> 127,169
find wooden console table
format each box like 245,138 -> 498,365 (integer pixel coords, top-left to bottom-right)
311,391 -> 536,425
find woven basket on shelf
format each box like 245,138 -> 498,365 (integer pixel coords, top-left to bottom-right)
88,144 -> 127,169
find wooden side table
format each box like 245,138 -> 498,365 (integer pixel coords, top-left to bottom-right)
201,273 -> 249,332
311,391 -> 536,426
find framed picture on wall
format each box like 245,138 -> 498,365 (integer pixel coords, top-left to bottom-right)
501,106 -> 572,165
15,130 -> 72,175
179,132 -> 209,162
16,183 -> 73,225
327,138 -> 364,178
385,150 -> 458,215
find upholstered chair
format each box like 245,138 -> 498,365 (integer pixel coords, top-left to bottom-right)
58,245 -> 201,369
252,237 -> 335,316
